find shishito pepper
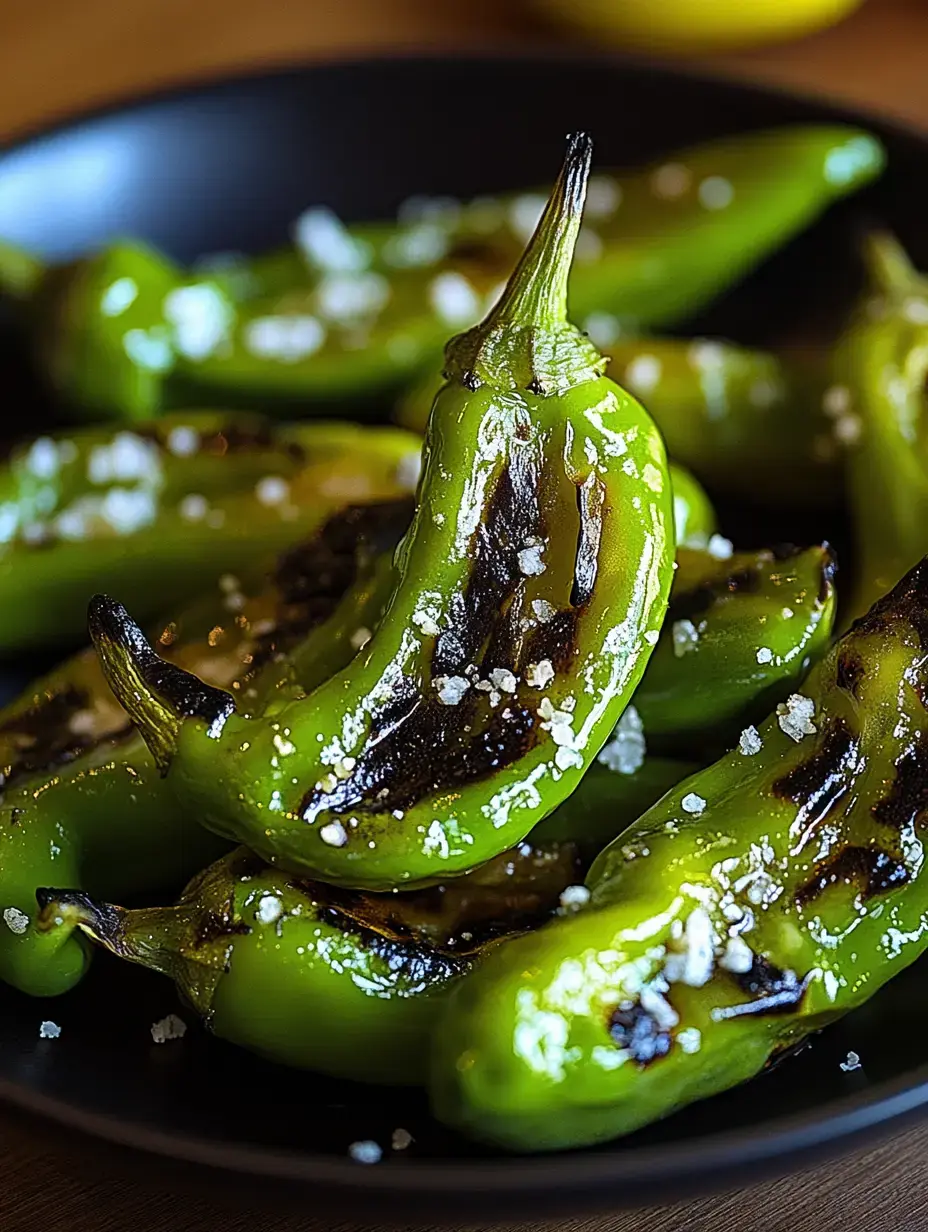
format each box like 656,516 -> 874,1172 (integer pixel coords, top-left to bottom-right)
837,233 -> 928,619
634,543 -> 836,751
1,127 -> 883,421
398,338 -> 837,507
35,756 -> 694,1081
429,557 -> 928,1152
0,413 -> 421,650
0,498 -> 413,997
89,134 -> 676,891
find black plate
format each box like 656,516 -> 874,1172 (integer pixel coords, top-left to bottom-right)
3,54 -> 928,1221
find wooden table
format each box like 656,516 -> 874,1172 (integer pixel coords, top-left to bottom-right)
4,1 -> 928,1228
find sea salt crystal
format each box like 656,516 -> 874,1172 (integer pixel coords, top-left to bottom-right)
525,660 -> 555,689
598,705 -> 646,775
756,647 -> 773,665
3,907 -> 29,935
255,894 -> 284,925
840,1051 -> 861,1073
739,726 -> 763,756
320,821 -> 349,848
39,1021 -> 61,1040
777,694 -> 817,743
664,908 -> 714,987
489,668 -> 517,694
672,619 -> 699,657
517,543 -> 546,577
559,884 -> 591,912
434,675 -> 470,706
719,934 -> 754,974
150,1013 -> 187,1044
681,793 -> 706,816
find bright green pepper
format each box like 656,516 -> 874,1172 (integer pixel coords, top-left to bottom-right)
2,127 -> 883,421
634,543 -> 836,751
34,755 -> 694,1079
0,497 -> 413,996
430,556 -> 928,1152
88,134 -> 675,891
0,413 -> 420,650
837,233 -> 928,619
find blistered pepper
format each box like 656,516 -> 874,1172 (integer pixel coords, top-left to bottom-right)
836,233 -> 928,619
89,134 -> 676,891
634,543 -> 836,751
0,412 -> 420,650
35,755 -> 694,1079
0,498 -> 413,996
430,557 -> 928,1152
397,338 -> 837,508
1,127 -> 883,421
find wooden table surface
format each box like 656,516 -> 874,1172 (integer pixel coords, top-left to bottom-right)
5,1 -> 928,1228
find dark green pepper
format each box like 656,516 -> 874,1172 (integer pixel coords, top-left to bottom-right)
0,413 -> 420,650
0,498 -> 413,996
35,755 -> 694,1080
634,543 -> 836,751
88,134 -> 676,891
837,233 -> 928,619
2,127 -> 883,421
397,338 -> 837,508
430,556 -> 928,1152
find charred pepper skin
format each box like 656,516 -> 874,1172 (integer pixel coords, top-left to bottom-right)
838,233 -> 928,620
35,756 -> 694,1080
0,413 -> 421,651
89,135 -> 676,891
2,127 -> 884,420
634,543 -> 837,751
0,498 -> 414,997
429,556 -> 928,1153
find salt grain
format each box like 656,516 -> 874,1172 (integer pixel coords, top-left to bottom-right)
756,647 -> 773,665
435,675 -> 470,706
840,1050 -> 861,1073
776,694 -> 817,743
3,907 -> 29,935
150,1013 -> 187,1044
672,619 -> 699,657
598,705 -> 646,775
525,659 -> 555,689
320,821 -> 349,848
739,725 -> 763,756
39,1021 -> 61,1040
681,793 -> 706,816
559,884 -> 591,912
255,894 -> 284,925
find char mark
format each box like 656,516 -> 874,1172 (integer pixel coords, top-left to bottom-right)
570,475 -> 604,609
851,556 -> 928,648
607,1003 -> 672,1066
795,844 -> 909,908
872,744 -> 928,834
835,649 -> 864,698
772,718 -> 856,811
667,564 -> 762,624
715,957 -> 810,1019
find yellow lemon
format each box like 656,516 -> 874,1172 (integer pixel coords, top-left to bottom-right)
532,0 -> 866,54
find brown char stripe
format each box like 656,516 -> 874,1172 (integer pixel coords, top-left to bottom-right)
299,459 -> 603,821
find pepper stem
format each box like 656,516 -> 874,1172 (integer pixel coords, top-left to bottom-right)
862,231 -> 920,298
88,594 -> 235,773
444,132 -> 606,396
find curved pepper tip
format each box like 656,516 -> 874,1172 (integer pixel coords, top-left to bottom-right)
88,592 -> 236,773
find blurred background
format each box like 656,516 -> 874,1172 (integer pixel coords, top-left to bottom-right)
4,0 -> 928,141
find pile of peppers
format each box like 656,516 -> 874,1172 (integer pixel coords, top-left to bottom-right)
3,117 -> 928,1156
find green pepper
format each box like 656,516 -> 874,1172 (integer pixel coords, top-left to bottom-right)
837,233 -> 928,619
0,497 -> 413,996
3,127 -> 883,421
429,556 -> 928,1152
0,412 -> 420,650
398,338 -> 837,508
88,134 -> 675,891
35,755 -> 694,1078
634,543 -> 836,751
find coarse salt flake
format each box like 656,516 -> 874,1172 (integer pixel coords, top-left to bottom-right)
3,907 -> 29,934
559,884 -> 591,911
39,1021 -> 61,1040
756,647 -> 773,665
840,1050 -> 861,1072
320,821 -> 349,848
435,675 -> 470,706
681,793 -> 706,815
664,907 -> 714,987
490,668 -> 517,694
672,619 -> 699,657
348,1140 -> 382,1164
517,544 -> 546,577
719,934 -> 754,974
777,694 -> 817,742
677,1027 -> 702,1054
525,660 -> 555,689
151,1013 -> 187,1044
739,725 -> 763,756
598,705 -> 646,775
531,599 -> 556,623
255,894 -> 284,925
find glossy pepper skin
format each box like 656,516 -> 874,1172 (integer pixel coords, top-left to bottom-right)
0,413 -> 421,650
89,135 -> 675,891
837,234 -> 928,620
430,557 -> 928,1152
0,498 -> 414,997
634,543 -> 836,751
2,127 -> 883,421
397,338 -> 837,509
35,755 -> 694,1080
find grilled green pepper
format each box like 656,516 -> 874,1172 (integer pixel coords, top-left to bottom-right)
0,498 -> 413,997
634,543 -> 836,751
88,135 -> 675,891
3,126 -> 883,420
838,233 -> 928,619
398,338 -> 836,507
430,556 -> 928,1152
34,755 -> 694,1078
0,413 -> 420,650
